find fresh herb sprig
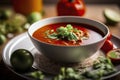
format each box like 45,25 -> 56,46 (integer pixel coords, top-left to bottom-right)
45,24 -> 89,42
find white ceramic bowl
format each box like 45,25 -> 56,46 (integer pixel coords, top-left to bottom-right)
28,16 -> 109,63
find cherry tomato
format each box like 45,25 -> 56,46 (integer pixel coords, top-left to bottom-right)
101,40 -> 114,54
107,33 -> 112,40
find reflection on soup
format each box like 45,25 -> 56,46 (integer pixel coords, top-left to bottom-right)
33,23 -> 104,46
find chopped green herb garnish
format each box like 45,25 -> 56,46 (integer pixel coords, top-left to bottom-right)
48,33 -> 58,39
68,32 -> 78,41
45,24 -> 89,43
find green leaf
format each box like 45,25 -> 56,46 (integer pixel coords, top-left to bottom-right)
47,33 -> 58,39
45,30 -> 58,39
57,26 -> 70,38
57,26 -> 67,33
45,24 -> 89,42
68,32 -> 78,41
66,24 -> 73,31
73,28 -> 80,33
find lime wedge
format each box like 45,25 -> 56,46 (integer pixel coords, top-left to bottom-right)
103,9 -> 120,25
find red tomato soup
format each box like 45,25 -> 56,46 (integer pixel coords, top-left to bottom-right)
33,23 -> 104,46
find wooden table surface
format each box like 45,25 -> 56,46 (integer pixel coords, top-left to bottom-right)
0,4 -> 120,80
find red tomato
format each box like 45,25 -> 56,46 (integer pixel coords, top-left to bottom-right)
101,40 -> 114,54
57,0 -> 86,16
107,33 -> 112,40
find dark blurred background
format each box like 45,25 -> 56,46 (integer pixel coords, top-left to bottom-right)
0,0 -> 120,6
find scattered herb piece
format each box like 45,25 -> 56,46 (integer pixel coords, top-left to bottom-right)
54,56 -> 116,80
28,71 -> 44,80
0,33 -> 7,45
84,56 -> 116,79
54,67 -> 84,80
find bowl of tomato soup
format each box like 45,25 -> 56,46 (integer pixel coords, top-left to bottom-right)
28,16 -> 109,63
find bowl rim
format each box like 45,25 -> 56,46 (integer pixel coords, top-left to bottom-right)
28,16 -> 110,47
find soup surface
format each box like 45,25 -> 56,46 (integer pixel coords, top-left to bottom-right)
33,23 -> 104,46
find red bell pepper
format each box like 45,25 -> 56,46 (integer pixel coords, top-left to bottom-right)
57,0 -> 86,16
